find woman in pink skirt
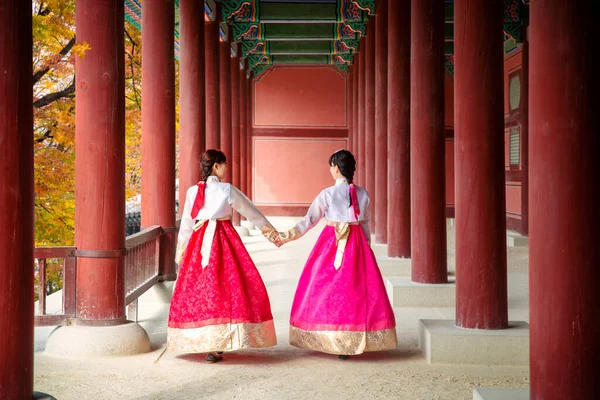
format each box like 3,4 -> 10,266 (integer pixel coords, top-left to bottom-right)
169,149 -> 280,363
277,150 -> 397,359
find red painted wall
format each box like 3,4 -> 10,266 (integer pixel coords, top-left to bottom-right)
250,68 -> 458,217
506,182 -> 522,218
254,66 -> 347,127
252,66 -> 348,215
253,138 -> 346,205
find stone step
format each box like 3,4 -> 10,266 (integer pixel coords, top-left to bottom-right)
385,277 -> 455,308
507,232 -> 529,247
377,258 -> 411,277
419,319 -> 530,366
234,226 -> 250,237
371,243 -> 389,257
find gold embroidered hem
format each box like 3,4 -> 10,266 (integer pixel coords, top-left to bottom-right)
167,320 -> 277,353
289,325 -> 397,355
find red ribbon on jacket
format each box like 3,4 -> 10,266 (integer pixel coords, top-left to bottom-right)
191,181 -> 206,219
349,183 -> 360,220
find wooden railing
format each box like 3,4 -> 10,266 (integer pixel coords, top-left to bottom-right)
34,220 -> 179,326
124,225 -> 162,321
34,247 -> 77,326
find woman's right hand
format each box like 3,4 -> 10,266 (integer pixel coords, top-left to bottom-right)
277,227 -> 301,246
261,225 -> 283,247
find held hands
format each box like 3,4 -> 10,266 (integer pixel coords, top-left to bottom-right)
261,225 -> 283,248
277,227 -> 301,246
261,225 -> 302,248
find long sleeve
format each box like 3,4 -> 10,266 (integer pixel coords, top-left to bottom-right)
228,185 -> 271,230
277,190 -> 328,245
295,190 -> 329,236
360,195 -> 371,244
175,186 -> 196,263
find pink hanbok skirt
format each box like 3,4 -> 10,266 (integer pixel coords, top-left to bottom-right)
289,224 -> 397,355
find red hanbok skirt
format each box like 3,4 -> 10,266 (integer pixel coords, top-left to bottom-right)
167,219 -> 277,353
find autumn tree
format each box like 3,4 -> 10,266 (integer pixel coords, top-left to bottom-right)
33,0 -> 78,247
32,0 -> 154,248
32,1 -> 173,296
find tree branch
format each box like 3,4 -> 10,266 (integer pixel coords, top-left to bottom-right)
125,28 -> 142,108
38,1 -> 50,16
33,37 -> 76,85
33,79 -> 75,108
35,128 -> 55,143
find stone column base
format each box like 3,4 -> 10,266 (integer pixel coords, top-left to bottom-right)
240,220 -> 256,231
45,322 -> 151,357
235,226 -> 250,237
419,319 -> 529,365
34,392 -> 57,400
473,388 -> 529,400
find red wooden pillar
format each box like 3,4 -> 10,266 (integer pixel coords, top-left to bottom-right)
247,77 -> 254,199
0,1 -> 34,396
365,20 -> 376,233
220,30 -> 232,182
352,66 -> 357,153
357,44 -> 365,186
387,0 -> 411,258
347,67 -> 354,152
529,2 -> 599,398
454,0 -> 507,329
351,66 -> 356,154
352,60 -> 360,170
239,67 -> 247,196
75,0 -> 127,322
179,0 -> 205,212
205,8 -> 220,149
231,53 -> 241,225
374,2 -> 388,244
410,0 -> 447,283
141,0 -> 176,280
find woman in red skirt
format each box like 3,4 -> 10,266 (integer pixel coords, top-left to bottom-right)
168,149 -> 280,363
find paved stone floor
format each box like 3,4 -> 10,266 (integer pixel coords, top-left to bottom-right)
34,218 -> 530,399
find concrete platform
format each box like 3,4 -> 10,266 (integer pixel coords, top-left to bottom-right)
372,243 -> 389,257
419,319 -> 529,366
507,231 -> 529,247
386,277 -> 455,307
377,257 -> 411,277
474,388 -> 529,400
